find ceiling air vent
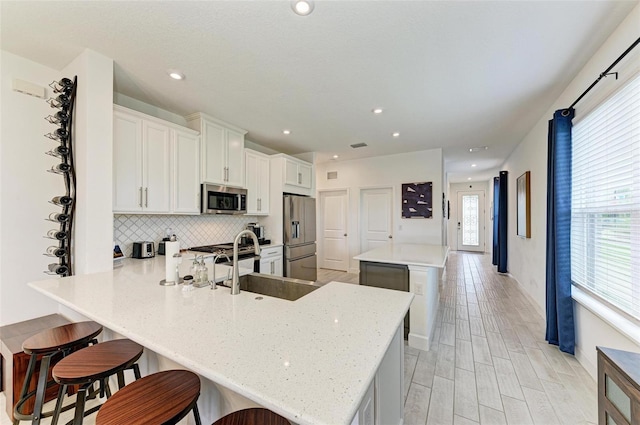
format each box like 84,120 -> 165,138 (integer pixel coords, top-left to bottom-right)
350,143 -> 368,149
327,171 -> 338,180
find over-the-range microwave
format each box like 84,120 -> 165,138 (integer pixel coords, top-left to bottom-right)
201,183 -> 247,215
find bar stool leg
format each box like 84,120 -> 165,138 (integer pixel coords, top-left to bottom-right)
72,386 -> 88,425
50,384 -> 68,425
193,403 -> 202,425
133,364 -> 141,380
12,353 -> 37,425
31,353 -> 53,425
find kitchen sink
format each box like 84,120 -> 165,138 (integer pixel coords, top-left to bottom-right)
234,273 -> 321,301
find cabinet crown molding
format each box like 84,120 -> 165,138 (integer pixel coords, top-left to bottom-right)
184,112 -> 247,135
114,105 -> 199,136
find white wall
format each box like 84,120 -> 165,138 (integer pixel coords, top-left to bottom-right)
448,181 -> 490,252
62,49 -> 114,275
316,149 -> 443,272
500,3 -> 640,377
0,51 -> 61,325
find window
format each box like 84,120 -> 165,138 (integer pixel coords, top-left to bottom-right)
571,72 -> 640,321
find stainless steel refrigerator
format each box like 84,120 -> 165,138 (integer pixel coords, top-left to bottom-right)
283,194 -> 317,281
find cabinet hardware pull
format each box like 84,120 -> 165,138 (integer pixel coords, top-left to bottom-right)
145,188 -> 148,207
271,262 -> 274,274
139,187 -> 143,207
298,172 -> 301,184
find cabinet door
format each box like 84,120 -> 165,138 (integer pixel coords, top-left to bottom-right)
257,156 -> 270,214
245,151 -> 260,214
298,162 -> 312,188
226,129 -> 245,187
143,121 -> 171,213
284,159 -> 299,186
272,256 -> 283,277
113,112 -> 143,212
173,130 -> 200,214
202,120 -> 226,184
260,258 -> 272,275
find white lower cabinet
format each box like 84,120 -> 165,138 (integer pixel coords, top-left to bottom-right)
259,245 -> 283,276
113,106 -> 200,215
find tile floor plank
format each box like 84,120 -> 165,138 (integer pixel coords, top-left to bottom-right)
475,362 -> 503,412
427,376 -> 455,425
471,335 -> 493,365
454,368 -> 479,422
405,382 -> 431,425
502,395 -> 534,425
493,357 -> 525,401
479,405 -> 508,425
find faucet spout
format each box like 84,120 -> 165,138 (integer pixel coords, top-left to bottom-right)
231,230 -> 260,295
211,253 -> 230,290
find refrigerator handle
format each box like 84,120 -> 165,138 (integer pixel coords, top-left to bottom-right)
292,221 -> 300,239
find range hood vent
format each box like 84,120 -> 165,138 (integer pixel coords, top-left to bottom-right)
350,143 -> 368,149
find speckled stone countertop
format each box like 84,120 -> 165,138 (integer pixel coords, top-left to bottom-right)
28,256 -> 413,425
353,243 -> 449,268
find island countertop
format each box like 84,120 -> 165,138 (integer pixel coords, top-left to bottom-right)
353,243 -> 449,268
28,256 -> 413,425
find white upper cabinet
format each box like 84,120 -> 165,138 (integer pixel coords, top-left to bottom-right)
245,149 -> 270,215
173,129 -> 201,214
185,113 -> 247,188
113,105 -> 200,215
284,157 -> 312,189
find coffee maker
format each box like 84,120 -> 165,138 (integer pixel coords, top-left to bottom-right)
246,223 -> 265,242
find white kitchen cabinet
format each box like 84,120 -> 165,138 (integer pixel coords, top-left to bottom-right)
113,106 -> 200,215
245,149 -> 270,215
173,129 -> 201,214
284,157 -> 312,189
185,113 -> 246,188
259,245 -> 283,276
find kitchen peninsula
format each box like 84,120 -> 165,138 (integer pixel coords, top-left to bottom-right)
28,256 -> 413,425
354,243 -> 449,351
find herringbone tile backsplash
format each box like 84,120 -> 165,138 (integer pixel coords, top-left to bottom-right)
114,214 -> 258,257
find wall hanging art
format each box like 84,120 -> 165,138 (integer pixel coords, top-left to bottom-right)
402,182 -> 432,219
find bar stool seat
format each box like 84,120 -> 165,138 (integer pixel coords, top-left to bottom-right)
95,369 -> 202,425
13,321 -> 102,425
51,338 -> 143,425
213,407 -> 290,425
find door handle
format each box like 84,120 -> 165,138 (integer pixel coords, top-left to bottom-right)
388,235 -> 393,239
344,233 -> 347,237
139,187 -> 143,207
458,222 -> 461,229
145,188 -> 148,207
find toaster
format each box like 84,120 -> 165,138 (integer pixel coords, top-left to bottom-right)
132,241 -> 155,258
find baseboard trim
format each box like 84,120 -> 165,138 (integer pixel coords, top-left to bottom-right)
408,332 -> 430,352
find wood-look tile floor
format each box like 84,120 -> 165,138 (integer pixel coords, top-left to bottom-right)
403,251 -> 597,425
1,256 -> 596,425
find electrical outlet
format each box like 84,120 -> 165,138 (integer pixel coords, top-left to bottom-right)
414,282 -> 424,295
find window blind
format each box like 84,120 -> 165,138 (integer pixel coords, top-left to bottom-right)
571,72 -> 640,321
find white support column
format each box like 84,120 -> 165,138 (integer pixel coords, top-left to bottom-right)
408,265 -> 440,351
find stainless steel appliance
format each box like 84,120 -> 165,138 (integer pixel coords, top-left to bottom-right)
201,184 -> 247,215
283,194 -> 317,281
246,223 -> 265,241
132,241 -> 155,258
190,243 -> 259,271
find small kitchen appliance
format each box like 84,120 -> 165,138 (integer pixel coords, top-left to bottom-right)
201,183 -> 247,215
246,223 -> 265,241
132,241 -> 155,258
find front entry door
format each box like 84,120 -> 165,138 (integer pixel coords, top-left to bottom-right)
360,187 -> 393,253
319,190 -> 348,271
457,190 -> 485,252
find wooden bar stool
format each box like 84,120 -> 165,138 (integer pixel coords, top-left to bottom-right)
213,408 -> 290,425
12,321 -> 103,425
95,369 -> 202,425
51,338 -> 143,425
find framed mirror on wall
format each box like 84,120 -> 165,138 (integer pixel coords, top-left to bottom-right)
517,171 -> 531,238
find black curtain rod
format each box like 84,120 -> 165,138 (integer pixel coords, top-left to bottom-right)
568,36 -> 640,110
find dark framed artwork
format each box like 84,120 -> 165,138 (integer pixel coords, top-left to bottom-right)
517,171 -> 531,238
402,182 -> 433,219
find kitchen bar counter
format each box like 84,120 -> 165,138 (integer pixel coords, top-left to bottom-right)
28,256 -> 413,425
354,243 -> 449,351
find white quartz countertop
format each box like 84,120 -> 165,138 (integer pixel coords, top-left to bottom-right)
353,243 -> 449,268
28,255 -> 413,425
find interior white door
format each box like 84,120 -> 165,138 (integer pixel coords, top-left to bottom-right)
360,188 -> 393,253
456,190 -> 485,252
320,190 -> 348,271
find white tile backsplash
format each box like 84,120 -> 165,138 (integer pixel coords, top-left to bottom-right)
114,214 -> 258,257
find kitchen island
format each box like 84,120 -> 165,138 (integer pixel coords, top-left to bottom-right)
354,243 -> 449,351
28,255 -> 413,425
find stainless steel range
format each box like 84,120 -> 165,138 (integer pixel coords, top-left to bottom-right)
190,243 -> 259,271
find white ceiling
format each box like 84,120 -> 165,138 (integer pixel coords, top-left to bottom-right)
2,1 -> 637,182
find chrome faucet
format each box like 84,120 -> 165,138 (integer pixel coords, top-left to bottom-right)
231,230 -> 260,295
210,253 -> 231,290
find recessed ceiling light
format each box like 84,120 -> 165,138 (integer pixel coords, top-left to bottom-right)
291,0 -> 314,16
167,70 -> 185,80
332,155 -> 339,159
471,164 -> 477,167
392,132 -> 400,137
468,177 -> 472,181
372,108 -> 383,114
283,130 -> 291,135
469,146 -> 488,153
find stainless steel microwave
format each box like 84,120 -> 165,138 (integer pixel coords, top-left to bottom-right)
201,184 -> 247,215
